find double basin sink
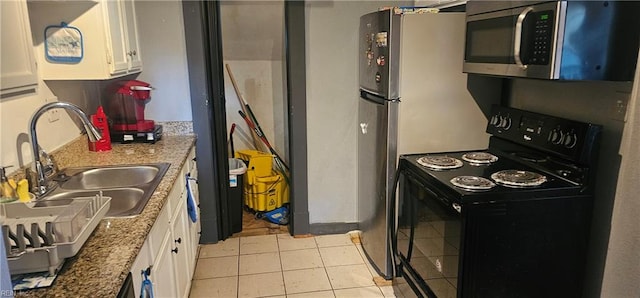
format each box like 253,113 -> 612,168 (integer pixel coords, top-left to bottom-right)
35,163 -> 170,218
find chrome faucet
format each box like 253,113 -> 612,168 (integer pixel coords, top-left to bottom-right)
29,102 -> 103,197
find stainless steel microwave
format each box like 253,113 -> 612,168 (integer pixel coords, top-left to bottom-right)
463,1 -> 640,81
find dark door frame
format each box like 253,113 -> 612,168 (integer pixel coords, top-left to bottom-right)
285,0 -> 310,235
182,0 -> 231,242
183,0 -> 310,240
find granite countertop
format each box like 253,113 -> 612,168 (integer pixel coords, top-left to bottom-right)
14,134 -> 196,297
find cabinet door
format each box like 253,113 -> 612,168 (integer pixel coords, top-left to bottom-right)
0,0 -> 37,95
187,148 -> 201,269
103,0 -> 129,75
151,231 -> 177,298
171,194 -> 192,298
130,241 -> 151,298
122,0 -> 142,71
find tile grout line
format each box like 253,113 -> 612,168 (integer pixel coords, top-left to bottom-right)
314,236 -> 333,292
236,238 -> 240,298
276,234 -> 287,297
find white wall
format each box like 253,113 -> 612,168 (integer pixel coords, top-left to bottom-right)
135,0 -> 192,121
223,60 -> 286,159
305,1 -> 410,224
220,1 -> 287,161
0,84 -> 82,172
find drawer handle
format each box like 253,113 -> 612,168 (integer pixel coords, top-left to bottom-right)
172,247 -> 179,254
175,237 -> 182,244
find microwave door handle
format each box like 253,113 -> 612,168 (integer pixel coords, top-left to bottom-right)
514,7 -> 534,70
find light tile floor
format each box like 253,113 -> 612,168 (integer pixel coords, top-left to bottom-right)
190,233 -> 417,298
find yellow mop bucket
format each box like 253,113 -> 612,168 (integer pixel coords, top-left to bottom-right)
235,150 -> 272,178
235,150 -> 289,212
244,171 -> 289,212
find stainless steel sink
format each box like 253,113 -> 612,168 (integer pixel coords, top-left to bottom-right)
39,163 -> 170,217
36,188 -> 145,217
58,166 -> 160,189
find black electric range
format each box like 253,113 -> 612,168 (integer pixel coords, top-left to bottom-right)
395,105 -> 602,298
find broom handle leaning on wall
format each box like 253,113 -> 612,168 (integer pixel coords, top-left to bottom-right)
238,110 -> 290,185
225,64 -> 262,150
245,104 -> 289,171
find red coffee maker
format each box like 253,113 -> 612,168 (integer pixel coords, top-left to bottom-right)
107,80 -> 162,143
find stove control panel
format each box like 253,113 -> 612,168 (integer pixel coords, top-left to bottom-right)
487,105 -> 602,165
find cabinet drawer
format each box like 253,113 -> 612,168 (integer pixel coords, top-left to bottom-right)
167,165 -> 186,214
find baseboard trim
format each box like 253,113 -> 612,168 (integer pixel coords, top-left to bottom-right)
309,222 -> 359,235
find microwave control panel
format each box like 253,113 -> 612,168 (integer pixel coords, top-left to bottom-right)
522,10 -> 554,65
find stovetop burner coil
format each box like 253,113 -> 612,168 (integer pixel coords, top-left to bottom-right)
491,170 -> 547,188
450,176 -> 496,191
462,152 -> 498,164
417,156 -> 463,170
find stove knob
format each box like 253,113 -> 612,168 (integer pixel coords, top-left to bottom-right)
490,115 -> 499,126
501,117 -> 512,130
564,133 -> 578,148
549,129 -> 563,144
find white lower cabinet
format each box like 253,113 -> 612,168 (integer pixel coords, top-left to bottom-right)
186,148 -> 201,273
130,151 -> 200,298
172,192 -> 192,298
151,231 -> 178,297
129,240 -> 150,298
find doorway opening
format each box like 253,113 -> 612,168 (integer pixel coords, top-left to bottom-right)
220,1 -> 290,237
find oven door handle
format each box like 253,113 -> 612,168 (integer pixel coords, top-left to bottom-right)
406,172 -> 455,211
514,7 -> 534,70
422,182 -> 453,208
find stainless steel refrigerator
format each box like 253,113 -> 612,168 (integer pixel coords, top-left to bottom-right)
357,9 -> 492,279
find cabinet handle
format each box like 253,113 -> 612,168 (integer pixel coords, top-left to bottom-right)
127,51 -> 132,56
142,266 -> 152,276
175,237 -> 182,244
172,247 -> 179,254
132,50 -> 137,56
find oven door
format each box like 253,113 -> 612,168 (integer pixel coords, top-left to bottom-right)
396,172 -> 461,298
463,1 -> 561,79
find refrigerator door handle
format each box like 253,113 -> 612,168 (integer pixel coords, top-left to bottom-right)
360,89 -> 391,105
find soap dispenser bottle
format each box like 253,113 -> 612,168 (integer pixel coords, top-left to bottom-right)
88,106 -> 112,152
0,166 -> 17,203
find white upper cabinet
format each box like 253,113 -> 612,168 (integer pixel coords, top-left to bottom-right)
1,0 -> 38,95
121,0 -> 142,71
27,0 -> 142,80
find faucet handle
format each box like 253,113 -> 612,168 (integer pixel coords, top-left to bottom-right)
39,149 -> 58,178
